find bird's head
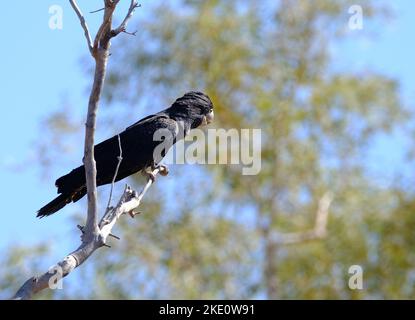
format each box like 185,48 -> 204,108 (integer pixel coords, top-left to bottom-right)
169,91 -> 214,129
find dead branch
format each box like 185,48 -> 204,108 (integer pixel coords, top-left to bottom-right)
106,134 -> 123,210
271,192 -> 333,245
12,0 -> 145,299
111,1 -> 141,37
69,0 -> 94,54
12,166 -> 167,300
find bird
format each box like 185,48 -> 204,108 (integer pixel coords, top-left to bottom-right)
37,91 -> 214,217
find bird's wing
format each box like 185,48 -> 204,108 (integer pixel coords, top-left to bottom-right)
93,113 -> 178,168
93,113 -> 168,157
125,111 -> 169,130
145,116 -> 179,165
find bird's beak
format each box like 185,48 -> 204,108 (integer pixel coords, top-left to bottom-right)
199,110 -> 214,127
206,110 -> 214,124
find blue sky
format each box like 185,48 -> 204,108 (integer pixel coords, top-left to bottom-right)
337,2 -> 415,188
0,1 -> 145,254
0,1 -> 414,256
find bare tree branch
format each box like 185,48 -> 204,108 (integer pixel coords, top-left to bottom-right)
12,0 -> 147,299
111,1 -> 141,38
12,166 -> 167,300
106,134 -> 123,210
93,5 -> 116,52
90,7 -> 105,14
81,0 -> 139,240
83,57 -> 105,239
271,192 -> 333,245
83,1 -> 117,238
69,0 -> 94,54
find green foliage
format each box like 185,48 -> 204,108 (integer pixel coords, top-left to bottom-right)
4,0 -> 413,299
97,0 -> 412,299
0,244 -> 58,299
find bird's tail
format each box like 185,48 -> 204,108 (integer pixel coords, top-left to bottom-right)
38,166 -> 87,218
37,193 -> 72,218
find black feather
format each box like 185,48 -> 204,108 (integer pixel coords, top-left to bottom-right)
37,92 -> 214,217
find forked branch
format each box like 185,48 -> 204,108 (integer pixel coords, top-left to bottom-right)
12,0 -> 144,299
111,1 -> 141,37
272,192 -> 333,245
12,166 -> 167,300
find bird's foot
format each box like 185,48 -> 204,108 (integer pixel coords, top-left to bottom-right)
142,164 -> 169,183
148,172 -> 157,183
157,164 -> 169,176
101,218 -> 111,226
142,166 -> 156,182
128,209 -> 141,218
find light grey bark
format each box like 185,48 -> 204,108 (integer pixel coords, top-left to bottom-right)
83,0 -> 139,240
12,0 -> 143,300
12,173 -> 166,300
266,192 -> 333,299
271,192 -> 333,245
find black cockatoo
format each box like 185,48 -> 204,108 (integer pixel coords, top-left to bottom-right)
37,91 -> 214,217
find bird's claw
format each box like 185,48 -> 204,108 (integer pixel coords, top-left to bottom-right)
158,164 -> 169,176
128,210 -> 141,218
101,219 -> 111,226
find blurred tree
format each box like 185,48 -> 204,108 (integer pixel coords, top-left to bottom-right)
6,0 -> 414,299
0,244 -> 62,299
97,0 -> 410,299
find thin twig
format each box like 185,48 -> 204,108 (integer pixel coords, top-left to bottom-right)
69,0 -> 94,54
90,7 -> 105,14
111,1 -> 141,37
122,30 -> 138,36
106,134 -> 123,210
